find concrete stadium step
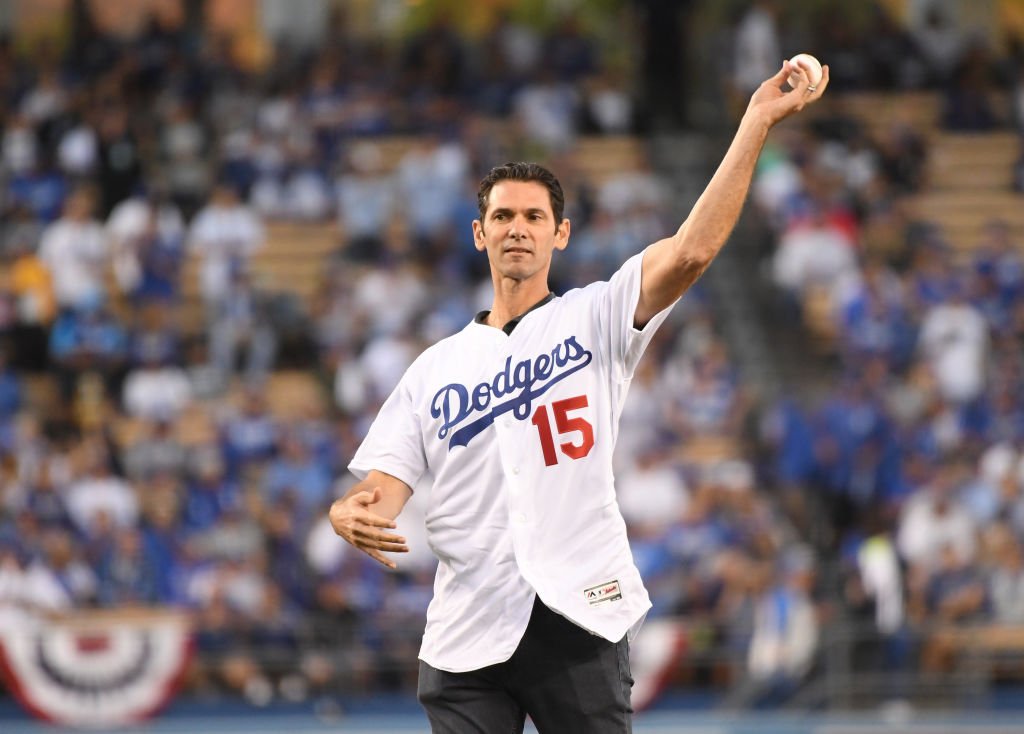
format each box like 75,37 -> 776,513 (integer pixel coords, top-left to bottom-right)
927,132 -> 1019,190
794,91 -> 942,137
910,190 -> 1024,214
908,190 -> 1024,252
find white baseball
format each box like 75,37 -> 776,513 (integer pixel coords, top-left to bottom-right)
787,53 -> 822,89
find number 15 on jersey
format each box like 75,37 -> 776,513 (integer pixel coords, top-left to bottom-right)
530,394 -> 595,467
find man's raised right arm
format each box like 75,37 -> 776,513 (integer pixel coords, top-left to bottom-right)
329,469 -> 413,569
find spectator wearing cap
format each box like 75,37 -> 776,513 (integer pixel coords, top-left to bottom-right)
48,293 -> 127,402
772,203 -> 858,306
988,529 -> 1024,624
6,145 -> 69,224
182,447 -> 239,534
262,492 -> 309,601
670,340 -> 747,440
663,466 -> 762,619
64,443 -> 138,540
395,135 -> 468,249
612,359 -> 669,471
137,475 -> 186,603
122,419 -> 189,483
105,184 -> 186,303
335,143 -> 395,264
220,387 -> 279,478
278,142 -> 334,222
908,2 -> 965,87
95,526 -> 163,606
121,354 -> 191,424
188,182 -> 264,314
759,397 -> 816,494
19,461 -> 72,532
617,442 -> 689,542
190,505 -> 265,568
898,465 -> 978,623
0,539 -> 76,615
727,548 -> 819,710
916,542 -> 988,673
812,369 -> 895,533
899,465 -> 977,565
41,527 -> 97,607
207,266 -> 278,383
835,259 -> 915,369
959,442 -> 1020,527
920,543 -> 988,624
513,68 -> 579,151
972,219 -> 1024,312
982,379 -> 1024,446
918,278 -> 989,405
38,187 -> 109,312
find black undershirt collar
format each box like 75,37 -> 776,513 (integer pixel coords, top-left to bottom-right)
474,292 -> 555,335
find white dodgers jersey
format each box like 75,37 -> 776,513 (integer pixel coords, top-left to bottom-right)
349,249 -> 676,672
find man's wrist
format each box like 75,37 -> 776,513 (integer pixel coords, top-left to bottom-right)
738,109 -> 772,139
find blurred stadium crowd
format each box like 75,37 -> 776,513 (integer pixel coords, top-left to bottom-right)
1,0 -> 1024,711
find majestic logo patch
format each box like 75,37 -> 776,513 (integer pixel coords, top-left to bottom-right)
584,580 -> 622,605
430,336 -> 593,450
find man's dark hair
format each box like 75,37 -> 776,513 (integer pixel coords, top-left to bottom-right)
477,162 -> 565,229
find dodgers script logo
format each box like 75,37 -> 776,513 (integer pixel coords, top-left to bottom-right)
431,336 -> 593,450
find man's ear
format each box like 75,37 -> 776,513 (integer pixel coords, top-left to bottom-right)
472,219 -> 486,252
554,218 -> 571,251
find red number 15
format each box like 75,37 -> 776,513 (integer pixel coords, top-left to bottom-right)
530,395 -> 595,467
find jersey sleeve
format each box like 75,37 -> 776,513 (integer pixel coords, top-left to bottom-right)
348,374 -> 426,490
599,247 -> 677,381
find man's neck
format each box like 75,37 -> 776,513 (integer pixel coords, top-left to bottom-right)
487,277 -> 551,328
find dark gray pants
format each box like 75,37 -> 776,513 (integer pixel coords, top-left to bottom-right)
417,598 -> 633,733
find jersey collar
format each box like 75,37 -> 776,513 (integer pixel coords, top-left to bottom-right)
474,292 -> 555,335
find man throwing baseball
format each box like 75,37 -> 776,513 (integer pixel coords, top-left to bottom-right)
330,59 -> 828,732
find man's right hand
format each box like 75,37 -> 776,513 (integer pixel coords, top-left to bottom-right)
329,487 -> 409,569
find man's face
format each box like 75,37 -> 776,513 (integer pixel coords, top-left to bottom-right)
473,180 -> 569,282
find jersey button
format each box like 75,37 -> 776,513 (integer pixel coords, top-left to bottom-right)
513,512 -> 528,524
512,467 -> 520,475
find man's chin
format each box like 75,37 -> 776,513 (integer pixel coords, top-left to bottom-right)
495,265 -> 536,282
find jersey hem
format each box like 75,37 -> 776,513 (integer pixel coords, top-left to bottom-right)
417,649 -> 519,674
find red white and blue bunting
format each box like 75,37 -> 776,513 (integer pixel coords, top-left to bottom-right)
0,611 -> 192,727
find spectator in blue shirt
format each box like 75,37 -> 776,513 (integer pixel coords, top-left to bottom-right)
263,429 -> 332,512
220,386 -> 279,478
183,447 -> 239,533
96,527 -> 164,606
48,297 -> 127,401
